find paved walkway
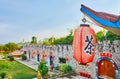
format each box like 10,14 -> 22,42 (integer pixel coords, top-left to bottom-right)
15,58 -> 38,71
15,58 -> 91,79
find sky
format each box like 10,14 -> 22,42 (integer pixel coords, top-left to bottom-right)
0,0 -> 120,44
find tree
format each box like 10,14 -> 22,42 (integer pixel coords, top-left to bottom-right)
0,45 -> 4,51
42,37 -> 56,45
96,31 -> 105,41
54,37 -> 65,45
3,46 -> 9,52
54,29 -> 73,45
49,36 -> 55,45
42,40 -> 50,45
41,28 -> 74,45
31,36 -> 37,44
105,31 -> 120,42
61,34 -> 73,44
96,30 -> 120,42
4,42 -> 18,52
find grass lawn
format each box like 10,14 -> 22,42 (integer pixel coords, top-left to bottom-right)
0,60 -> 37,79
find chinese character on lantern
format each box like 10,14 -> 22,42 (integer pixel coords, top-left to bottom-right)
84,35 -> 94,55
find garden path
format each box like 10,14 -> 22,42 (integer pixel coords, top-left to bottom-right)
15,58 -> 90,79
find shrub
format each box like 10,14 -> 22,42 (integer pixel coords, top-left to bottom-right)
66,65 -> 73,73
21,54 -> 27,60
3,52 -> 8,59
0,72 -> 7,79
59,63 -> 73,73
54,65 -> 59,70
38,61 -> 48,77
59,63 -> 68,72
8,55 -> 14,61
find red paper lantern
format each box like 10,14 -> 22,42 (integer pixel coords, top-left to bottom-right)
73,24 -> 96,64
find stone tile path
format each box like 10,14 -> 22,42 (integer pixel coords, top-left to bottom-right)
15,58 -> 38,71
15,58 -> 91,79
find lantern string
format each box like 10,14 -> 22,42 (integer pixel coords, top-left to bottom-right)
82,14 -> 104,28
82,14 -> 87,23
86,19 -> 102,27
82,15 -> 102,27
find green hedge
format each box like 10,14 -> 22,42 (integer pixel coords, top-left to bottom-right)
21,54 -> 27,60
59,63 -> 73,73
38,61 -> 48,77
8,55 -> 14,61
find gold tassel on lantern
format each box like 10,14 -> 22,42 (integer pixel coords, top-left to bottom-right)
37,71 -> 42,79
